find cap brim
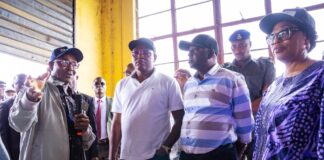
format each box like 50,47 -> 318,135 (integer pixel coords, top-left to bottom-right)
179,41 -> 191,51
179,40 -> 204,51
128,39 -> 155,51
57,48 -> 84,62
259,13 -> 304,34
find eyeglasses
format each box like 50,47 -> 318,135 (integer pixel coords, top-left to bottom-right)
266,27 -> 300,45
54,60 -> 79,69
131,49 -> 153,57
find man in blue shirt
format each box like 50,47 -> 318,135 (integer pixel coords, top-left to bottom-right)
179,34 -> 254,159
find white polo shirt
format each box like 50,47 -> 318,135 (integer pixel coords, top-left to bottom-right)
112,70 -> 184,160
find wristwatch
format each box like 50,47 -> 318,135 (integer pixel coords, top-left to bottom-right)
161,145 -> 171,154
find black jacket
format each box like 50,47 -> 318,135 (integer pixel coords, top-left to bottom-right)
0,97 -> 20,160
82,93 -> 100,159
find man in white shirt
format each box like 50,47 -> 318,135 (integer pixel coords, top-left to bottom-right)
109,38 -> 184,160
93,77 -> 112,160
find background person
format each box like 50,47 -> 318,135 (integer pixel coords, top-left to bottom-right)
0,74 -> 27,160
92,77 -> 112,160
124,63 -> 135,77
223,29 -> 276,160
174,69 -> 191,94
223,29 -> 275,116
0,81 -> 6,102
4,87 -> 16,99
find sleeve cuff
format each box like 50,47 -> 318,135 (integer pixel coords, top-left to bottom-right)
21,93 -> 40,111
82,125 -> 95,150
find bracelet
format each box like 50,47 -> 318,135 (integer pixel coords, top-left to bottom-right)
161,144 -> 171,154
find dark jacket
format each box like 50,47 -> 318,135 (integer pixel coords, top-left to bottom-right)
82,93 -> 100,160
0,97 -> 20,160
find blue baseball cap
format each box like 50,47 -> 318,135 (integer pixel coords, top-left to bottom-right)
229,29 -> 250,42
49,46 -> 83,62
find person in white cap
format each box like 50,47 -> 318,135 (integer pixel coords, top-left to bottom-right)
4,87 -> 16,99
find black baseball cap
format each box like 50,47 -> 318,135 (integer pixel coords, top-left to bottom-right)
229,29 -> 250,42
128,38 -> 155,52
179,34 -> 218,55
259,7 -> 317,51
49,46 -> 83,62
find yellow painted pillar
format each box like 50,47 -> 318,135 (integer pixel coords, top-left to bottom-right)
102,0 -> 135,96
75,0 -> 102,95
75,0 -> 135,96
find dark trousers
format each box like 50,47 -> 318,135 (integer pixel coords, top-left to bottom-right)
98,139 -> 109,160
180,143 -> 238,160
149,154 -> 170,160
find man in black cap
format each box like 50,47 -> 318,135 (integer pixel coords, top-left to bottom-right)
179,34 -> 254,159
109,38 -> 184,160
9,46 -> 95,160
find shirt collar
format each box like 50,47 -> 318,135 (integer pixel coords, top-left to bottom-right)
48,76 -> 74,94
95,97 -> 106,102
131,68 -> 156,80
48,76 -> 66,86
193,64 -> 220,79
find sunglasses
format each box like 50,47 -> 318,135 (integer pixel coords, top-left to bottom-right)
94,82 -> 105,86
54,60 -> 79,69
266,27 -> 300,45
